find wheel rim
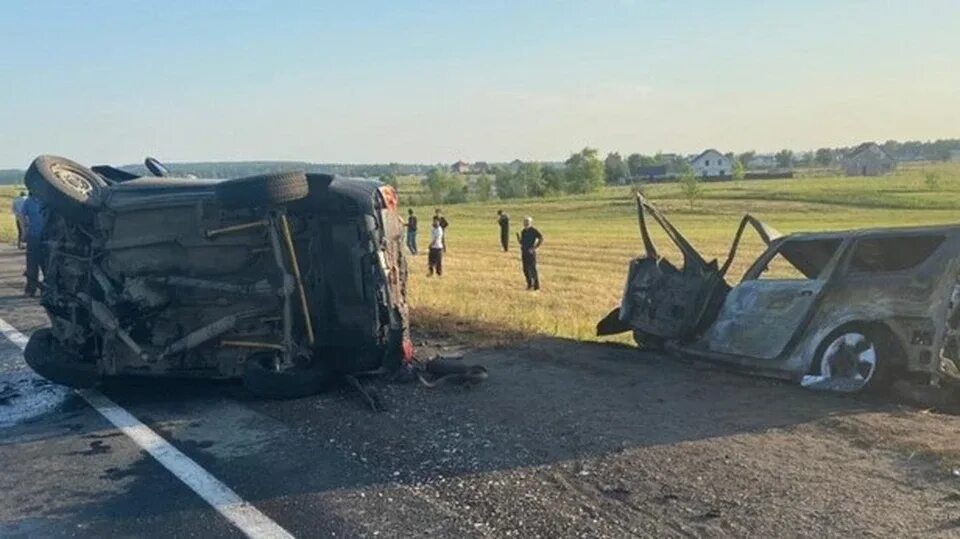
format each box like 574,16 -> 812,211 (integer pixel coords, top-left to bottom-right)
51,164 -> 94,197
820,332 -> 877,390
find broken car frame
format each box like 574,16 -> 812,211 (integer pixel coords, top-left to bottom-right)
599,193 -> 960,397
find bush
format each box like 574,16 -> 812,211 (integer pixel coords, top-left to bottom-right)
925,172 -> 941,191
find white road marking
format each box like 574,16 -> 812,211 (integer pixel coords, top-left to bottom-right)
0,317 -> 295,539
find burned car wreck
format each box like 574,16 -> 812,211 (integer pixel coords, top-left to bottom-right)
598,194 -> 960,397
23,155 -> 412,398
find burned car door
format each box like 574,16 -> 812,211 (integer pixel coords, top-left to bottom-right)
701,236 -> 845,360
598,194 -> 730,342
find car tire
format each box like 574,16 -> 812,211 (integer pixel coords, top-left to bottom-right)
215,172 -> 309,209
811,324 -> 896,393
24,328 -> 100,388
25,155 -> 107,220
242,355 -> 331,399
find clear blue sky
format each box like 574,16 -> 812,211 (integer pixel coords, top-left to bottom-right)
0,0 -> 957,168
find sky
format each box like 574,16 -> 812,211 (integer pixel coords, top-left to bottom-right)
0,0 -> 958,168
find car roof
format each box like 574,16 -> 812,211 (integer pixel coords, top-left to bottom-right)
780,222 -> 960,242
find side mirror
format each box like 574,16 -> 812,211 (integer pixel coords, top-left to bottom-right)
145,156 -> 170,177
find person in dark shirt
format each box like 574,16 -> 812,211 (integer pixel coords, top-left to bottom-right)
434,208 -> 448,252
516,216 -> 543,290
497,210 -> 510,252
404,209 -> 418,255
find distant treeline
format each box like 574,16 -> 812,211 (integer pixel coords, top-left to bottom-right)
0,169 -> 24,185
0,137 -> 957,185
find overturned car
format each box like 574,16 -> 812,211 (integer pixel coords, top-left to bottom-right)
598,194 -> 960,397
23,155 -> 412,397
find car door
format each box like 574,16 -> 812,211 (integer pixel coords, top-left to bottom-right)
701,237 -> 845,359
598,194 -> 730,340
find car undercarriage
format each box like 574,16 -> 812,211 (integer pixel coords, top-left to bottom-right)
23,155 -> 412,398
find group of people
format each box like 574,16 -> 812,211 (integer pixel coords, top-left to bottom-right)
402,207 -> 543,290
11,190 -> 47,296
402,208 -> 449,277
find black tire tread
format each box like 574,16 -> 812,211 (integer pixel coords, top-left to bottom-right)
24,155 -> 106,220
215,172 -> 309,209
24,329 -> 99,388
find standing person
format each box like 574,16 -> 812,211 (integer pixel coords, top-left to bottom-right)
427,216 -> 444,277
21,191 -> 47,297
516,216 -> 543,291
434,208 -> 448,252
496,210 -> 510,252
11,191 -> 26,249
404,209 -> 418,255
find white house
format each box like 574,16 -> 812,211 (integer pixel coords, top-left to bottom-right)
690,149 -> 730,177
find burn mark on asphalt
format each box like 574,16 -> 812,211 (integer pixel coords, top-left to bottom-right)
68,440 -> 112,456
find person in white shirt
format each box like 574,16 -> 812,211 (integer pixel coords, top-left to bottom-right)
427,216 -> 444,277
11,191 -> 27,249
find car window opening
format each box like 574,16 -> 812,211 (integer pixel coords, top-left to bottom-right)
849,235 -> 944,273
758,238 -> 842,280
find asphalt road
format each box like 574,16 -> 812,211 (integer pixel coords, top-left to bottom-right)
2,245 -> 960,538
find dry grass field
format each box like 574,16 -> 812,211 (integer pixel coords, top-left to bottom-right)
406,163 -> 960,345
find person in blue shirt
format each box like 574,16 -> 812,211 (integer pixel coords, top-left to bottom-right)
11,191 -> 26,249
21,191 -> 47,296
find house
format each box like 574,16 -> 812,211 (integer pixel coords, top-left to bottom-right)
689,149 -> 730,177
508,159 -> 524,172
747,154 -> 777,170
842,143 -> 896,176
451,160 -> 471,174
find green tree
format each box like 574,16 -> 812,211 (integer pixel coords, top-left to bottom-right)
518,162 -> 544,197
814,148 -> 835,167
627,153 -> 644,176
379,172 -> 399,189
775,149 -> 794,168
604,152 -> 630,184
672,156 -> 693,176
475,174 -> 493,201
424,167 -> 456,204
541,165 -> 565,195
732,159 -> 746,181
564,147 -> 605,194
494,167 -> 523,199
738,151 -> 756,168
680,170 -> 702,210
444,174 -> 468,204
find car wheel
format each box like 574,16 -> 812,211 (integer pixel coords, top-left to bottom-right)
215,172 -> 309,209
242,354 -> 331,399
809,325 -> 894,393
23,328 -> 99,388
25,155 -> 107,220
